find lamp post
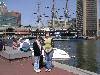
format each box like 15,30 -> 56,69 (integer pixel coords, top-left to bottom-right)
3,27 -> 6,50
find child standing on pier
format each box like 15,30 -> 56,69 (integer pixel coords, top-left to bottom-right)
33,34 -> 42,73
43,31 -> 54,72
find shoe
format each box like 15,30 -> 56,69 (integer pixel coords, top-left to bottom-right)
48,69 -> 51,72
38,69 -> 41,72
45,69 -> 48,72
34,69 -> 41,73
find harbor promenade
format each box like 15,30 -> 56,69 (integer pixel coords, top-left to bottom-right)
0,56 -> 76,75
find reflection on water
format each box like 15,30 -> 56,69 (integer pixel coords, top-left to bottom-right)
54,40 -> 100,74
76,40 -> 97,73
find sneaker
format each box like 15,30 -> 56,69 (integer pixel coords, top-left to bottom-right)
34,69 -> 41,73
45,69 -> 48,72
38,69 -> 41,72
48,69 -> 51,72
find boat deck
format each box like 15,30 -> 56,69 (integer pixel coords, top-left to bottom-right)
0,56 -> 77,75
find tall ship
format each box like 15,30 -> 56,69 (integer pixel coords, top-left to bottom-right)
33,0 -> 77,39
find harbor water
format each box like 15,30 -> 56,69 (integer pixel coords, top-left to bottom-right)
54,39 -> 100,74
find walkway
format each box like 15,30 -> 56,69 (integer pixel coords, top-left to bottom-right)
0,56 -> 77,75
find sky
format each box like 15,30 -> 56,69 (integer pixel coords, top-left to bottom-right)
97,0 -> 100,20
2,0 -> 100,26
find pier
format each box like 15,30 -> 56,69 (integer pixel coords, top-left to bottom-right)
0,56 -> 76,75
0,55 -> 99,75
0,46 -> 99,75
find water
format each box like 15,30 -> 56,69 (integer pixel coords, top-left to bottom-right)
54,39 -> 100,74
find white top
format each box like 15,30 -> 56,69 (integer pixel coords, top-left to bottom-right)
36,39 -> 41,50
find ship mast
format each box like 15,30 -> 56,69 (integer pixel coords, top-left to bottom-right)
51,0 -> 55,28
51,0 -> 60,28
64,0 -> 69,28
36,0 -> 44,28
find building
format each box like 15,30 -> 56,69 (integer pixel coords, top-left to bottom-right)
7,11 -> 21,26
0,1 -> 21,27
14,27 -> 31,35
83,0 -> 98,37
97,0 -> 100,31
76,0 -> 98,37
76,0 -> 83,36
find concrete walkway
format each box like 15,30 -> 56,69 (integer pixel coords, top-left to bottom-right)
53,61 -> 99,75
0,56 -> 77,75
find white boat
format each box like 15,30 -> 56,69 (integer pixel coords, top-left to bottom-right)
32,48 -> 70,60
52,48 -> 70,60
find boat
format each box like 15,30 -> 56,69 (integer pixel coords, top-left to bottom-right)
52,48 -> 70,60
54,32 -> 61,39
31,48 -> 70,60
53,38 -> 70,41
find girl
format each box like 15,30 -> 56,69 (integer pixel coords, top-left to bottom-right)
43,31 -> 54,72
33,35 -> 42,73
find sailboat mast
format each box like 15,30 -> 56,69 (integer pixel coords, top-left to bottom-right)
64,0 -> 69,28
36,0 -> 44,28
51,0 -> 55,28
37,0 -> 41,28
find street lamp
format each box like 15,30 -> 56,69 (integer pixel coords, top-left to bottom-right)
3,27 -> 6,50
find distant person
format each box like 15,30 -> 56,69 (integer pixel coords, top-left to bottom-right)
20,39 -> 31,52
12,38 -> 18,50
33,34 -> 42,73
43,31 -> 54,72
17,38 -> 23,50
0,39 -> 3,51
8,36 -> 13,47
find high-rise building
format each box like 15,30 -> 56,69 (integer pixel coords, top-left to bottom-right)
97,0 -> 100,31
76,0 -> 98,37
76,0 -> 83,36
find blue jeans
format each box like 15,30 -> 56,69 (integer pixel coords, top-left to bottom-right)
34,56 -> 40,70
45,50 -> 53,69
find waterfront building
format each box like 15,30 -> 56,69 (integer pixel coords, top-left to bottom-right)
6,11 -> 21,27
0,0 -> 21,36
0,1 -> 21,27
76,0 -> 83,36
97,0 -> 100,36
0,1 -> 22,36
76,0 -> 98,37
98,18 -> 100,36
14,27 -> 31,36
